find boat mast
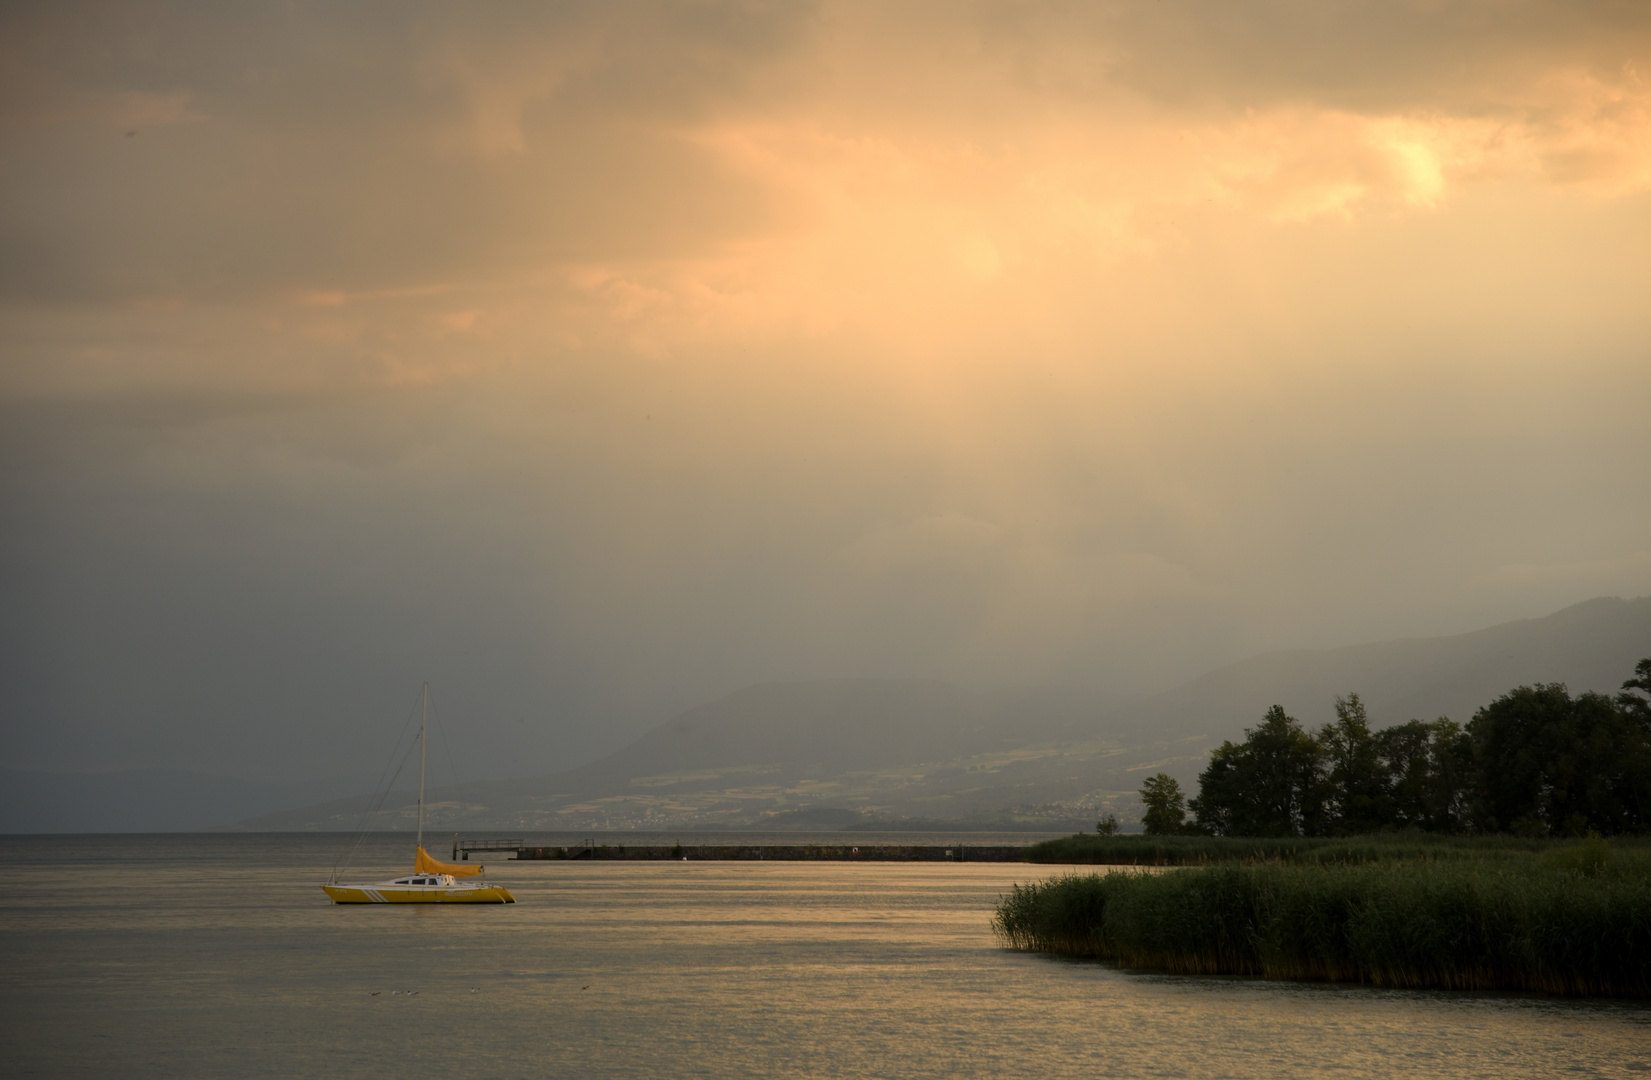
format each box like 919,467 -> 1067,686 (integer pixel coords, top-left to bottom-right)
417,681 -> 427,853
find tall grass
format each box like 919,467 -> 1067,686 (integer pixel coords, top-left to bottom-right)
1024,832 -> 1651,866
995,844 -> 1651,996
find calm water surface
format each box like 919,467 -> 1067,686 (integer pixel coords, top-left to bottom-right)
0,834 -> 1646,1078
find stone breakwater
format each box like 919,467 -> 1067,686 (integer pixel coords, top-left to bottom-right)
511,843 -> 1030,862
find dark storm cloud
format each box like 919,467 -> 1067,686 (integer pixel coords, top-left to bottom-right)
1,1 -> 1647,788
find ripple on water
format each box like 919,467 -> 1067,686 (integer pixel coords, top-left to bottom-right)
0,834 -> 1645,1079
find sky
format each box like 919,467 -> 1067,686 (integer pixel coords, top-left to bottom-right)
2,0 -> 1649,788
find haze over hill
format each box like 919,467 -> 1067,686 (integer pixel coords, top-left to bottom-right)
6,595 -> 1643,833
233,595 -> 1651,833
1101,595 -> 1651,747
6,2 -> 1651,838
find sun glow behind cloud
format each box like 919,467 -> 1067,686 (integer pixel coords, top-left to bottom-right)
2,1 -> 1649,779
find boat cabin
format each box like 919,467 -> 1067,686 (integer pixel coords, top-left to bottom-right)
391,875 -> 457,887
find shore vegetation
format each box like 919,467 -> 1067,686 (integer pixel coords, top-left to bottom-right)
1001,658 -> 1651,996
1023,831 -> 1649,865
1131,656 -> 1651,838
995,840 -> 1651,996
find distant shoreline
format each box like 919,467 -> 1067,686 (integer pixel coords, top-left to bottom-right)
510,841 -> 1030,861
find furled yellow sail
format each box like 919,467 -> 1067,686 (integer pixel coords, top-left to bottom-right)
416,846 -> 484,878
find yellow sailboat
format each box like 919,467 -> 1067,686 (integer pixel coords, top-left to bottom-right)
322,684 -> 516,904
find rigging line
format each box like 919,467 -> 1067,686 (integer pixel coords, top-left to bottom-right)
426,691 -> 470,818
334,725 -> 423,882
366,686 -> 427,812
330,687 -> 425,883
333,727 -> 420,882
331,687 -> 422,880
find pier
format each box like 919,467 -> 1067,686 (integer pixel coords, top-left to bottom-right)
453,837 -> 525,859
454,838 -> 1029,862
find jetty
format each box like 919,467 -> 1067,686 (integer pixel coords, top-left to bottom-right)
453,838 -> 1029,862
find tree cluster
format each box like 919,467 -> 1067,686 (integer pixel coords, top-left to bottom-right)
1137,657 -> 1651,838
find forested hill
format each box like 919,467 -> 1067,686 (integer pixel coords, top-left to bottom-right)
491,595 -> 1651,808
518,680 -> 1118,790
1097,596 -> 1651,746
234,596 -> 1651,833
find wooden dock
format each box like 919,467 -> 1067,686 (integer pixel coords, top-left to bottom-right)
455,839 -> 1029,862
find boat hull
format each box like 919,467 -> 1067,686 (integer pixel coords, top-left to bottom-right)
322,884 -> 516,904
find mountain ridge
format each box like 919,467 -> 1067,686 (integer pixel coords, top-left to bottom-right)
233,595 -> 1651,832
6,595 -> 1644,832
1102,595 -> 1651,745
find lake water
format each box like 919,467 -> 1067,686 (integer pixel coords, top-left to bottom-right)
1,833 -> 1646,1078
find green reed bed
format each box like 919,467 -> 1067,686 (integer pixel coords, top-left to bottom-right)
1023,832 -> 1650,867
994,845 -> 1651,996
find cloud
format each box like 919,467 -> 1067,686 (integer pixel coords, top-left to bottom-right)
1,2 -> 1649,782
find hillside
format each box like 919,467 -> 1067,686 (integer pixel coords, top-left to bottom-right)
238,595 -> 1651,832
1102,596 -> 1651,765
236,681 -> 1143,832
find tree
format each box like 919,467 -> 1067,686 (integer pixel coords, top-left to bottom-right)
1319,693 -> 1391,834
1191,706 -> 1325,836
1181,657 -> 1651,839
1618,657 -> 1651,825
1138,773 -> 1187,835
1469,678 -> 1651,836
1620,657 -> 1651,723
1189,741 -> 1245,836
1378,717 -> 1471,832
1096,814 -> 1120,836
1469,682 -> 1571,834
